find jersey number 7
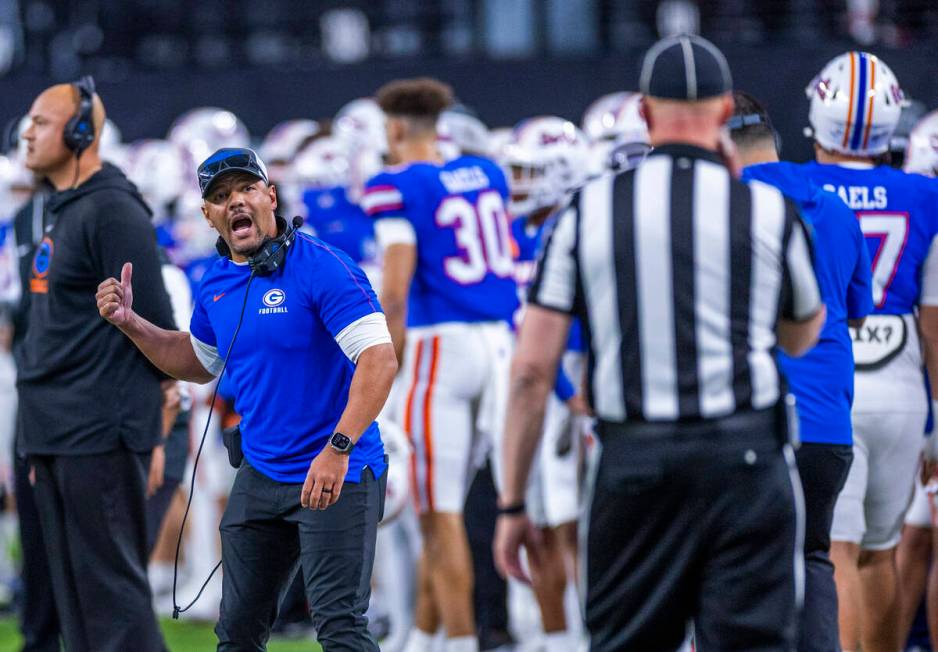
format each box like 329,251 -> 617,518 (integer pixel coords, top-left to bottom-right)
857,211 -> 909,308
436,191 -> 514,284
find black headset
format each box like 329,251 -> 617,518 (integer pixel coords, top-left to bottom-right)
63,76 -> 96,157
215,215 -> 304,276
727,111 -> 783,153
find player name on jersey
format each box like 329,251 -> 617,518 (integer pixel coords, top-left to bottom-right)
440,166 -> 490,194
821,183 -> 888,210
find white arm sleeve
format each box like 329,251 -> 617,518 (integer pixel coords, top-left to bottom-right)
335,312 -> 393,363
190,333 -> 224,377
921,235 -> 938,307
375,218 -> 417,248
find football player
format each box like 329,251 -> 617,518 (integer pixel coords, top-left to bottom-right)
362,77 -> 517,652
580,91 -> 650,176
782,52 -> 938,651
293,136 -> 380,287
502,116 -> 593,649
895,107 -> 938,649
258,119 -> 320,217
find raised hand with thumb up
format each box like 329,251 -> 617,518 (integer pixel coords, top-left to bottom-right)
96,262 -> 135,328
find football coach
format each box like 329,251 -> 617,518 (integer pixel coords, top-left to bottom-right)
96,147 -> 397,651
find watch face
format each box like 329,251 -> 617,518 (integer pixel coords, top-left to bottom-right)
332,433 -> 351,450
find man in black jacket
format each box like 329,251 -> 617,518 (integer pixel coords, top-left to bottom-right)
16,81 -> 173,651
8,184 -> 62,652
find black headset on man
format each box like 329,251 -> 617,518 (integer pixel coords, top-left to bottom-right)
63,75 -> 97,188
65,76 -> 96,157
2,75 -> 96,162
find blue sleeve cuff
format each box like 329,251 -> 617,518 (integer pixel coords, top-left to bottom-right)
553,367 -> 575,402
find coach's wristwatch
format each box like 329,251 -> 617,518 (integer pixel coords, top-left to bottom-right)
329,432 -> 355,455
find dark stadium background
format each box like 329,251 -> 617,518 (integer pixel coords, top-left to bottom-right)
0,1 -> 935,162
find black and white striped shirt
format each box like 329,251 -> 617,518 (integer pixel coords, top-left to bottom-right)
530,144 -> 822,423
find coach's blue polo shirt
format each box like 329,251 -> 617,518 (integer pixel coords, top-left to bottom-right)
190,232 -> 386,483
744,163 -> 873,445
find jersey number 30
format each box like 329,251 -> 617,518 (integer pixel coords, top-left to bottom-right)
436,191 -> 514,284
858,211 -> 909,308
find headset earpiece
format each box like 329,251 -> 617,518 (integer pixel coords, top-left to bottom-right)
215,216 -> 304,276
248,216 -> 303,276
63,76 -> 96,157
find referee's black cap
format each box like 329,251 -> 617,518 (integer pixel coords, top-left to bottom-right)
639,34 -> 733,101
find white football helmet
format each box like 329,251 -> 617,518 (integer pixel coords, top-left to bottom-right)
437,106 -> 490,160
581,91 -> 650,174
0,154 -> 32,220
125,139 -> 189,211
333,98 -> 387,202
334,97 -> 388,156
806,51 -> 907,157
904,110 -> 938,177
99,119 -> 128,169
502,116 -> 591,216
377,418 -> 412,526
168,108 -> 251,171
487,127 -> 513,164
259,119 -> 320,165
292,136 -> 352,189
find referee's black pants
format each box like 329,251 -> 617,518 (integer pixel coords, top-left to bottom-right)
793,442 -> 852,652
586,409 -> 802,651
29,448 -> 164,652
216,460 -> 385,652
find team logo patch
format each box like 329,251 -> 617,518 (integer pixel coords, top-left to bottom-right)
851,314 -> 907,371
30,236 -> 54,294
263,289 -> 285,307
259,288 -> 288,315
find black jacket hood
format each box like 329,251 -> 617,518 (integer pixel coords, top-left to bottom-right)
46,162 -> 152,218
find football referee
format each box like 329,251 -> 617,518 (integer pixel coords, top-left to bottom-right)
495,35 -> 827,651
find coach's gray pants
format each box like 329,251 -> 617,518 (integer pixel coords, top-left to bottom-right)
215,460 -> 385,652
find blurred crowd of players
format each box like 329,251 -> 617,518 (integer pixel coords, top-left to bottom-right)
0,51 -> 938,651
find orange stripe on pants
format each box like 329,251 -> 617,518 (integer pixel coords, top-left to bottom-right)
404,339 -> 424,511
422,336 -> 441,513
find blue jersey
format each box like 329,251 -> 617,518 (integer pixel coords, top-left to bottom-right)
777,161 -> 938,315
744,163 -> 874,445
189,233 -> 386,484
363,155 -> 518,327
510,214 -> 585,353
302,186 -> 377,265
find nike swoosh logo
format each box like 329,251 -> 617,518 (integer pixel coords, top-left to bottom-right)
213,293 -> 226,302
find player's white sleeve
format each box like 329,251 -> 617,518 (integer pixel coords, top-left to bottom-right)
375,218 -> 417,248
190,334 -> 224,376
335,312 -> 393,363
920,234 -> 938,307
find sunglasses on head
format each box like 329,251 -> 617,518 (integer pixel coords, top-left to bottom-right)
198,149 -> 267,194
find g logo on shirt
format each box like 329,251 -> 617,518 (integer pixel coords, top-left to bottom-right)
260,288 -> 288,315
30,236 -> 54,294
263,289 -> 285,307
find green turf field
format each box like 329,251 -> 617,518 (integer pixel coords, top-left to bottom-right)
0,617 -> 323,651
